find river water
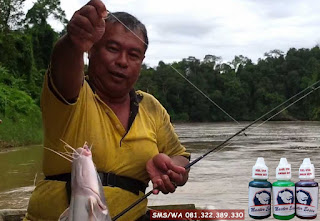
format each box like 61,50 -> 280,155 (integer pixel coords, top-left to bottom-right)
1,121 -> 320,220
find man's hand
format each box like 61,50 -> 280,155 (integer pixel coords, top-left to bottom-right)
146,153 -> 189,194
67,0 -> 107,52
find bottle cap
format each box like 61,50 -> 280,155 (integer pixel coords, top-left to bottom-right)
299,158 -> 315,180
252,157 -> 268,179
276,158 -> 291,180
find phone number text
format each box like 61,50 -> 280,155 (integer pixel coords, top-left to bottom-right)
150,209 -> 245,220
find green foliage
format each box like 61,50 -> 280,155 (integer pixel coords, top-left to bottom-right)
0,0 -> 25,32
0,0 -> 319,149
24,0 -> 67,27
27,24 -> 58,70
0,81 -> 40,122
137,47 -> 320,122
0,32 -> 34,79
0,0 -> 67,148
0,114 -> 43,146
0,67 -> 42,146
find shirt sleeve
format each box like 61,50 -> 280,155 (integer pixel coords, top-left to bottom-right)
156,104 -> 190,159
40,69 -> 90,176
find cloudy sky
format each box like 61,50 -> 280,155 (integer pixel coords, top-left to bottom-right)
25,0 -> 320,67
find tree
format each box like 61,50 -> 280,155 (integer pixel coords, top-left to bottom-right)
264,49 -> 284,58
24,0 -> 67,27
0,32 -> 34,80
229,55 -> 251,72
24,0 -> 67,70
0,0 -> 26,32
29,24 -> 58,70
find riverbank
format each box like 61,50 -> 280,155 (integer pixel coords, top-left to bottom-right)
0,143 -> 42,154
0,140 -> 21,153
0,140 -> 14,149
0,140 -> 42,153
0,116 -> 43,151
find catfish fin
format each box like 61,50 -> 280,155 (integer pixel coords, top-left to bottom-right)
88,196 -> 99,221
96,172 -> 107,205
59,207 -> 70,221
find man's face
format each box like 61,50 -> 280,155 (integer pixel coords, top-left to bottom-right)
89,22 -> 145,99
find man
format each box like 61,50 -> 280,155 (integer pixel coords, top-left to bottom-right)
25,0 -> 190,220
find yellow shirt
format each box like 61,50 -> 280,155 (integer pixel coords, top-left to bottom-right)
25,73 -> 190,221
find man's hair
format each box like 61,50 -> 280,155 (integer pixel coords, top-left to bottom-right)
106,12 -> 149,51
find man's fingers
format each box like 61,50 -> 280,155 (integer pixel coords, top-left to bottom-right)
86,0 -> 108,18
167,170 -> 184,185
153,178 -> 170,194
66,1 -> 107,52
153,189 -> 159,195
79,5 -> 101,27
161,175 -> 176,193
71,13 -> 95,34
152,183 -> 159,195
68,22 -> 93,41
168,163 -> 186,175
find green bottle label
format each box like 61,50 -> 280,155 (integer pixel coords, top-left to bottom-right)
273,186 -> 295,216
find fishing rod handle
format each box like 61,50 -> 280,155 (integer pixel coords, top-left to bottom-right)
112,190 -> 153,221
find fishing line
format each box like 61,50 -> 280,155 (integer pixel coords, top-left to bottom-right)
185,81 -> 320,168
107,8 -> 320,221
200,84 -> 320,157
107,10 -> 241,126
112,80 -> 320,221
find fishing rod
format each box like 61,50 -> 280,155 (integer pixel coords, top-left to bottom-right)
107,7 -> 320,221
197,83 -> 320,158
112,80 -> 320,221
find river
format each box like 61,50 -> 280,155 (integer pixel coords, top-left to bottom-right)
1,121 -> 320,220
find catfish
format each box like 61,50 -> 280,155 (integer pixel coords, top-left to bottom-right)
45,142 -> 112,221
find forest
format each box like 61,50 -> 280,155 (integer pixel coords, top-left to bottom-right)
0,0 -> 319,147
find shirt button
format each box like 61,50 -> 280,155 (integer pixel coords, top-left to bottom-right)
116,124 -> 121,129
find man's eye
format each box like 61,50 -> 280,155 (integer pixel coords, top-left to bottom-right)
129,53 -> 141,59
107,47 -> 118,52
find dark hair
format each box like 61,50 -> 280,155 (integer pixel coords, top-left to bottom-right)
106,12 -> 149,51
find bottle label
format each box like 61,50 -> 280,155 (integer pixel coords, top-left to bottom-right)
248,187 -> 271,217
273,186 -> 295,216
296,186 -> 318,217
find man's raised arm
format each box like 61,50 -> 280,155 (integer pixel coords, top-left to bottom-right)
50,0 -> 107,101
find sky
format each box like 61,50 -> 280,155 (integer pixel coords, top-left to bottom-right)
24,0 -> 320,67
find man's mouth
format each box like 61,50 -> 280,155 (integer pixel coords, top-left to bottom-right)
110,71 -> 126,79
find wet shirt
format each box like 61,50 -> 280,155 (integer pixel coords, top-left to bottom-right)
25,72 -> 190,221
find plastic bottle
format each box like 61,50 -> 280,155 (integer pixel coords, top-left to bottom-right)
248,157 -> 272,219
295,158 -> 318,219
273,158 -> 295,220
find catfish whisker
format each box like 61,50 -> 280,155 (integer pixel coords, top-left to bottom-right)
59,151 -> 74,157
63,145 -> 79,155
59,151 -> 76,160
33,173 -> 38,186
59,139 -> 79,155
63,145 -> 74,156
62,145 -> 80,158
44,147 -> 73,163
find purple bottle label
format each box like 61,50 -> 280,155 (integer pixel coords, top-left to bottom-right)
296,187 -> 318,217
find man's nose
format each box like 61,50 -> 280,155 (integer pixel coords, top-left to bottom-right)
116,52 -> 128,68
